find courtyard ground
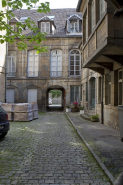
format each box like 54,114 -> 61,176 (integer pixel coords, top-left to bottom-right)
0,112 -> 111,185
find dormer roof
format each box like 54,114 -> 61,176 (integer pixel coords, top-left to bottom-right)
38,16 -> 56,28
38,16 -> 53,22
9,17 -> 20,23
67,14 -> 82,21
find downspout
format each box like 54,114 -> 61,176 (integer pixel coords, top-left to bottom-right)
101,75 -> 104,124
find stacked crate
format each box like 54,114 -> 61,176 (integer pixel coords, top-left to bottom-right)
13,103 -> 33,121
1,103 -> 14,121
1,103 -> 38,121
32,103 -> 38,119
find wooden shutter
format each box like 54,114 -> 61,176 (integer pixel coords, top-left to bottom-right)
46,22 -> 50,33
77,19 -> 79,32
41,22 -> 45,32
28,89 -> 37,103
7,89 -> 14,103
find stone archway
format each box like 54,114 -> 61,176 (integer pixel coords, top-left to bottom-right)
46,86 -> 66,111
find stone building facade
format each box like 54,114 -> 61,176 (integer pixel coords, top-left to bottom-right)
0,2 -> 7,103
77,0 -> 123,130
7,9 -> 82,111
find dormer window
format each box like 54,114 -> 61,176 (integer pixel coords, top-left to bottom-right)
38,16 -> 56,35
66,14 -> 82,34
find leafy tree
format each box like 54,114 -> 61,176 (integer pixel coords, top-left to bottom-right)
49,90 -> 62,98
0,0 -> 50,53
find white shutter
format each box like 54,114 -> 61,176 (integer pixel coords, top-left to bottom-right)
7,89 -> 14,103
46,22 -> 50,33
67,19 -> 71,32
41,22 -> 45,32
77,19 -> 79,32
28,89 -> 37,103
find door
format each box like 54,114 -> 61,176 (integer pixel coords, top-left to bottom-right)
7,89 -> 14,103
91,78 -> 95,108
28,89 -> 37,103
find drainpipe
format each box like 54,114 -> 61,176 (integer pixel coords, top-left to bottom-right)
101,75 -> 104,124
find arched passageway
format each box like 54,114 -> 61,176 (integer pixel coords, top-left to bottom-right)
46,86 -> 66,112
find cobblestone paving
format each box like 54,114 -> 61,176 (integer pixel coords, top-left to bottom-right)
0,113 -> 111,185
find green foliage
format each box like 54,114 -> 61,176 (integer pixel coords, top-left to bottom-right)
49,90 -> 62,98
0,0 -> 50,52
79,107 -> 84,110
91,114 -> 98,119
66,105 -> 70,108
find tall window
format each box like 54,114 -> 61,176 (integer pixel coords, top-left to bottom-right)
86,15 -> 88,42
69,50 -> 81,76
70,86 -> 80,103
51,50 -> 62,77
70,22 -> 77,33
118,70 -> 122,105
7,51 -> 16,77
28,50 -> 39,77
41,22 -> 50,33
100,0 -> 105,18
91,0 -> 95,32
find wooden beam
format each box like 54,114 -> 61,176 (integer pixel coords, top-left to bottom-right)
103,54 -> 123,66
88,67 -> 104,75
95,62 -> 113,71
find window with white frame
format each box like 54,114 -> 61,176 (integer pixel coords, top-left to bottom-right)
69,50 -> 81,76
118,70 -> 122,105
7,51 -> 16,77
99,0 -> 105,18
41,22 -> 50,34
70,21 -> 78,33
70,86 -> 80,103
28,50 -> 39,77
91,0 -> 95,33
51,50 -> 62,77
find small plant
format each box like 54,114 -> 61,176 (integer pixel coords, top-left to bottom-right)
79,107 -> 84,110
91,114 -> 98,119
66,105 -> 70,108
73,101 -> 79,108
91,115 -> 99,122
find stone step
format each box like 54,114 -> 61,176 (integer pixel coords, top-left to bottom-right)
89,109 -> 95,114
80,114 -> 91,121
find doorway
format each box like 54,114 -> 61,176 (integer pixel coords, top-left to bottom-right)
46,86 -> 66,111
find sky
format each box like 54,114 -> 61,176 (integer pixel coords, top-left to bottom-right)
23,0 -> 79,9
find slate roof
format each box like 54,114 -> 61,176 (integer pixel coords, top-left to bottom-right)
12,8 -> 82,38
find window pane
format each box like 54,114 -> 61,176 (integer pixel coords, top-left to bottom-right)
58,56 -> 61,61
76,55 -> 80,60
70,66 -> 74,70
76,61 -> 80,65
70,71 -> 74,76
76,71 -> 80,75
76,66 -> 80,70
70,56 -> 74,60
70,61 -> 74,65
